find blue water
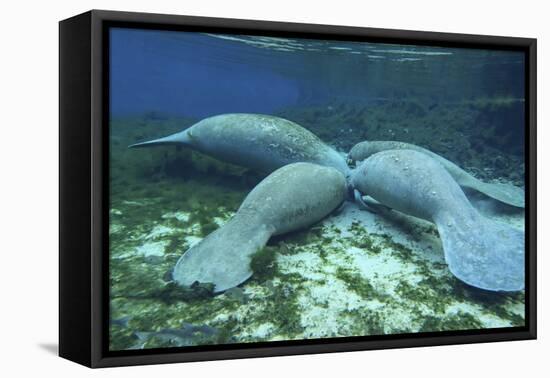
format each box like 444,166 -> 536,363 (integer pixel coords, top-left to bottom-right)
110,28 -> 525,118
110,29 -> 300,117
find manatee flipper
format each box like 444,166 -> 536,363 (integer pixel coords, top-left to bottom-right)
173,217 -> 271,292
354,189 -> 391,214
349,140 -> 525,208
351,149 -> 525,292
353,189 -> 370,210
173,162 -> 347,293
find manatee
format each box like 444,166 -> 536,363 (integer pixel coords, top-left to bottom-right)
173,162 -> 347,292
129,113 -> 350,176
351,149 -> 524,292
349,140 -> 524,208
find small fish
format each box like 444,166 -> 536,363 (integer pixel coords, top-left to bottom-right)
264,280 -> 276,294
132,323 -> 220,348
278,241 -> 291,254
110,316 -> 131,328
224,287 -> 249,303
144,255 -> 163,265
162,268 -> 174,282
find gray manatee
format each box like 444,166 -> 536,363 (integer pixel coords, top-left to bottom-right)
130,113 -> 350,176
173,162 -> 347,292
351,149 -> 524,292
349,140 -> 524,208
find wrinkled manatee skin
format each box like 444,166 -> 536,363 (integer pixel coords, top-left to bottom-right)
173,162 -> 347,292
132,113 -> 350,176
238,162 -> 347,235
349,140 -> 524,208
351,149 -> 524,292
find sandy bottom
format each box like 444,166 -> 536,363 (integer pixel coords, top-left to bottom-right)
109,190 -> 525,350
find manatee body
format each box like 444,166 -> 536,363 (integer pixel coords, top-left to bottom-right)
173,162 -> 347,292
349,140 -> 524,208
130,113 -> 350,176
351,149 -> 524,292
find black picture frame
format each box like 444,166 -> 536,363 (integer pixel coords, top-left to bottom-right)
59,9 -> 537,368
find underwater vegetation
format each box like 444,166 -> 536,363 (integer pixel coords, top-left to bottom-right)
109,99 -> 525,351
278,98 -> 525,186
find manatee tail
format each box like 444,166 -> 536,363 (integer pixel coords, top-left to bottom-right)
128,130 -> 191,148
435,211 -> 524,291
172,215 -> 272,293
457,174 -> 525,208
405,144 -> 525,208
475,181 -> 525,208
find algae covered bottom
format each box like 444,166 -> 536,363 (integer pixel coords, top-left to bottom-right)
108,102 -> 525,351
